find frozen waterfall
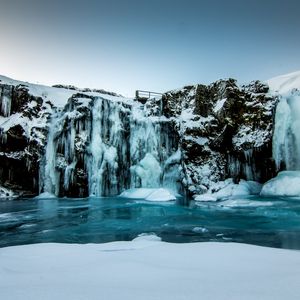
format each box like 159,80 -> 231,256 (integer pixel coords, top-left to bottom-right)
40,95 -> 181,197
273,89 -> 300,171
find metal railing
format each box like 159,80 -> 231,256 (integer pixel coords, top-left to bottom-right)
135,90 -> 163,102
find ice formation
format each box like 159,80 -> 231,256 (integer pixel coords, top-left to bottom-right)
268,71 -> 300,171
39,96 -> 181,197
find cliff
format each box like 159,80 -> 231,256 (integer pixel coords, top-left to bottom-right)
0,74 -> 280,198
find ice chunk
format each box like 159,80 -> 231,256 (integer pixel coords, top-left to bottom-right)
194,194 -> 217,202
132,233 -> 162,242
260,171 -> 300,197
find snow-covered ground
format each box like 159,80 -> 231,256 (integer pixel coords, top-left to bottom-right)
0,236 -> 300,300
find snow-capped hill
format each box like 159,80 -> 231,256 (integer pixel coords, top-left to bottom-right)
267,70 -> 300,93
0,75 -> 125,108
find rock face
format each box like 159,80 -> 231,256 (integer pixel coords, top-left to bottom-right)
0,75 -> 277,198
0,82 -> 52,196
162,79 -> 277,196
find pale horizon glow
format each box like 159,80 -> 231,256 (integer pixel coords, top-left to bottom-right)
0,0 -> 300,97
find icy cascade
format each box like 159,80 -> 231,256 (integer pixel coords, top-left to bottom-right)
40,111 -> 63,196
40,96 -> 181,197
272,90 -> 300,170
0,85 -> 13,117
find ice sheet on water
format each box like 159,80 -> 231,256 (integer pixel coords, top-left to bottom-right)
217,198 -> 274,208
35,192 -> 57,199
119,188 -> 176,201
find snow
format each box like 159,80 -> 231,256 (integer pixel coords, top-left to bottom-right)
267,70 -> 300,93
119,188 -> 176,201
194,179 -> 262,201
233,124 -> 270,149
213,97 -> 227,113
260,171 -> 300,197
0,239 -> 300,300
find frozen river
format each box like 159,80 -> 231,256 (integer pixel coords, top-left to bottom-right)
1,195 -> 300,249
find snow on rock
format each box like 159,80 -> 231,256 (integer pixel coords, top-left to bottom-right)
213,97 -> 227,113
0,75 -> 123,108
162,78 -> 276,197
1,241 -> 300,300
194,179 -> 262,201
0,185 -> 16,199
260,171 -> 300,197
119,188 -> 176,201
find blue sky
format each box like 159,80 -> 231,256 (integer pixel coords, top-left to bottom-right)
0,0 -> 300,96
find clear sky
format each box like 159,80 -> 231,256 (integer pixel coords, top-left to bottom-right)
0,0 -> 300,96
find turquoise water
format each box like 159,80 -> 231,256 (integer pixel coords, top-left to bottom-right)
1,195 -> 300,249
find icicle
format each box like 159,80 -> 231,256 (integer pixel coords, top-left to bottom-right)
64,160 -> 77,190
0,94 -> 12,117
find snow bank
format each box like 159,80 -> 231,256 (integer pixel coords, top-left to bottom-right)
261,171 -> 300,197
194,179 -> 262,201
0,240 -> 300,300
119,188 -> 176,201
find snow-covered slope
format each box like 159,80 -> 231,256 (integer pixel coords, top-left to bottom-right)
267,70 -> 300,93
